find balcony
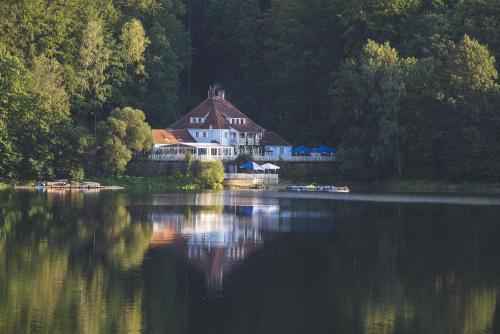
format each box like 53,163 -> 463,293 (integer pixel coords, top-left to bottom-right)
230,138 -> 260,145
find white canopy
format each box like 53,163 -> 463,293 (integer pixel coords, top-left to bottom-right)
261,163 -> 280,170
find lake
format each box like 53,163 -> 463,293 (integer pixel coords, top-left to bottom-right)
1,189 -> 500,334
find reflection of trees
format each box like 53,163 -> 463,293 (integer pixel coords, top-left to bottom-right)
3,191 -> 500,334
101,205 -> 152,269
0,191 -> 151,333
189,204 -> 500,334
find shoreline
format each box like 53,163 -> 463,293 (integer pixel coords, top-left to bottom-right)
231,189 -> 500,206
278,179 -> 500,195
4,177 -> 500,196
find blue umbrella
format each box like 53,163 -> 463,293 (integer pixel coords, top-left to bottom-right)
240,162 -> 264,171
312,146 -> 335,155
292,145 -> 312,154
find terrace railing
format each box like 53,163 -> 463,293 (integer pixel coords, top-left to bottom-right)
149,154 -> 237,161
224,173 -> 279,180
253,155 -> 335,162
148,154 -> 335,162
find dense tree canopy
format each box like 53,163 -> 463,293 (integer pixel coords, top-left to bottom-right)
0,0 -> 499,180
100,107 -> 153,175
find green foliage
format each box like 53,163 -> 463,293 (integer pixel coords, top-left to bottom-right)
100,107 -> 152,175
31,55 -> 70,120
120,19 -> 150,72
102,137 -> 133,175
0,42 -> 73,179
69,167 -> 85,182
107,107 -> 154,151
449,34 -> 498,93
194,160 -> 225,189
184,151 -> 193,176
331,40 -> 415,178
332,34 -> 499,181
0,0 -> 499,183
78,19 -> 111,105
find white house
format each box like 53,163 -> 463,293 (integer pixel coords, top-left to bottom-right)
262,132 -> 292,159
150,87 -> 293,161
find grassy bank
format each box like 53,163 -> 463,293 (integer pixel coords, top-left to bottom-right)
89,175 -> 201,191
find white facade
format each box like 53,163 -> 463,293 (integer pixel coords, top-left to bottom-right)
187,128 -> 263,155
187,128 -> 235,146
264,145 -> 292,159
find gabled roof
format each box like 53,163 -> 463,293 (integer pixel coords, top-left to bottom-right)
168,96 -> 265,132
262,131 -> 291,146
152,129 -> 194,145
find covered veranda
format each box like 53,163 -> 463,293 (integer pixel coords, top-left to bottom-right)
151,143 -> 235,160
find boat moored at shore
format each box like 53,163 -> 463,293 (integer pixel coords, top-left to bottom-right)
287,185 -> 350,193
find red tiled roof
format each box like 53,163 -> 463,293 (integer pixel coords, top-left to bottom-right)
262,131 -> 291,146
152,129 -> 194,145
169,96 -> 265,132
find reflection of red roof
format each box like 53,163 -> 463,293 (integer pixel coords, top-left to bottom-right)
262,131 -> 291,146
150,227 -> 176,246
169,96 -> 264,132
152,129 -> 194,145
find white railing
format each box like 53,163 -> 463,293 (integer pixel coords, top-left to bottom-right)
149,154 -> 238,161
224,173 -> 279,179
149,154 -> 335,162
224,173 -> 279,185
253,155 -> 335,162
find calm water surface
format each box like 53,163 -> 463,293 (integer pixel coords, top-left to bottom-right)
2,189 -> 500,334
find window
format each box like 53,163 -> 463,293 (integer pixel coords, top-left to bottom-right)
202,132 -> 207,138
224,131 -> 228,138
195,131 -> 199,138
279,147 -> 285,155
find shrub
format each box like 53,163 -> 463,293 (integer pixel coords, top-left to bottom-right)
184,151 -> 193,176
194,160 -> 224,189
69,167 -> 85,182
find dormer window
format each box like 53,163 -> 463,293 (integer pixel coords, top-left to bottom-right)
228,118 -> 245,125
190,117 -> 204,124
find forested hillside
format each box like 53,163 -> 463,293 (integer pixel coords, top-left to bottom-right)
0,0 -> 499,181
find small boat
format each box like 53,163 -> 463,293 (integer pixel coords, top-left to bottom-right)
287,185 -> 350,193
324,186 -> 350,193
33,182 -> 46,187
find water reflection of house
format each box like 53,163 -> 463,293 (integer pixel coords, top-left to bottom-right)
146,197 -> 335,292
149,206 -> 269,291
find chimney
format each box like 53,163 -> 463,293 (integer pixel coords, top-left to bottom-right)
208,86 -> 216,99
218,89 -> 225,99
